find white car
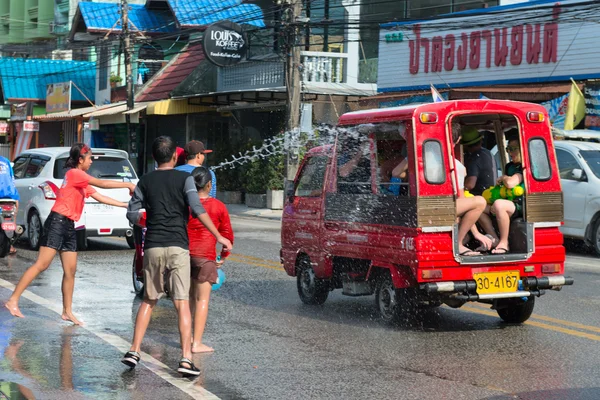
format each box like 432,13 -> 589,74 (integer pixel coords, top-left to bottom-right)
12,147 -> 138,250
554,140 -> 600,255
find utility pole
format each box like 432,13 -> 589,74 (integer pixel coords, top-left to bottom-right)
121,0 -> 136,168
284,0 -> 302,182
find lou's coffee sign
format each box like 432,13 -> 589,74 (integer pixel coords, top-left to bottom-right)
378,1 -> 600,92
203,21 -> 247,67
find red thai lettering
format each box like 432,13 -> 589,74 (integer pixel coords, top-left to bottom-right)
431,36 -> 443,73
444,34 -> 455,71
543,4 -> 560,63
457,33 -> 468,70
409,25 -> 421,74
469,31 -> 481,69
421,37 -> 430,73
526,24 -> 541,64
510,25 -> 523,65
494,28 -> 508,67
482,30 -> 492,68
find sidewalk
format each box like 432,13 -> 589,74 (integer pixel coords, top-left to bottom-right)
225,203 -> 283,221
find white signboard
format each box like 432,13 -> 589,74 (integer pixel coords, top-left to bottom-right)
378,1 -> 600,92
23,121 -> 39,132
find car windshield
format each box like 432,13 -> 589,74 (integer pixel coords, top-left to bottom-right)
54,157 -> 137,180
580,150 -> 600,179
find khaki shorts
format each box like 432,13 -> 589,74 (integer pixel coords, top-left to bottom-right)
143,247 -> 190,301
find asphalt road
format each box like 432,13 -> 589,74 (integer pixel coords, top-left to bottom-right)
0,217 -> 599,400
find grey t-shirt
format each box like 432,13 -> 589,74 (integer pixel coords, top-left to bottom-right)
464,147 -> 495,195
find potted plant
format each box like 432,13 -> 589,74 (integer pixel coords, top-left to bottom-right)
110,72 -> 122,88
265,152 -> 285,209
244,158 -> 268,208
215,166 -> 244,204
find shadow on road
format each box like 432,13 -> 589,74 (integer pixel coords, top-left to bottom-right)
484,387 -> 600,400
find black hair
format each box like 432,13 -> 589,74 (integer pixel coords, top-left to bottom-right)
186,152 -> 198,161
64,143 -> 91,169
152,136 -> 176,165
191,166 -> 212,191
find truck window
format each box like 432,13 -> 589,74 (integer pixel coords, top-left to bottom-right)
528,138 -> 551,181
337,139 -> 372,194
423,140 -> 445,184
376,139 -> 408,196
296,156 -> 328,197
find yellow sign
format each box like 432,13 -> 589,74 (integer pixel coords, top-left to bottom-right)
46,82 -> 72,113
473,270 -> 520,295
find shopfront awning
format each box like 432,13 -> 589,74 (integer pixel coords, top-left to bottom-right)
34,103 -> 121,121
124,103 -> 148,114
147,99 -> 212,115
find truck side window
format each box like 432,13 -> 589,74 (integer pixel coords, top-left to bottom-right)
295,156 -> 328,197
528,138 -> 551,181
423,140 -> 445,184
337,140 -> 372,194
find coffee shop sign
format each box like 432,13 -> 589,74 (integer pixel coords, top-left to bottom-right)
402,5 -> 560,75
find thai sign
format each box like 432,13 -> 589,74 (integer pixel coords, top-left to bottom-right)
203,21 -> 247,67
584,82 -> 600,131
23,121 -> 39,132
378,1 -> 600,92
46,82 -> 72,113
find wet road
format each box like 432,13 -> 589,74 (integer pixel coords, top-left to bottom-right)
0,217 -> 599,400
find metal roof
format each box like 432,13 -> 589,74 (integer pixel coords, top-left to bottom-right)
34,103 -> 122,121
79,2 -> 176,34
0,58 -> 95,102
168,0 -> 265,28
83,102 -> 149,117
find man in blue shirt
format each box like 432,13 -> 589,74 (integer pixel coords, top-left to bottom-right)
175,141 -> 217,198
0,156 -> 20,255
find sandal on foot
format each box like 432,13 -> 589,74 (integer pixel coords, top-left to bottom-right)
459,249 -> 481,257
177,358 -> 200,377
492,247 -> 509,255
121,351 -> 141,368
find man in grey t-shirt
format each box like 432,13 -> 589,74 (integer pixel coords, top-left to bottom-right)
461,127 -> 496,196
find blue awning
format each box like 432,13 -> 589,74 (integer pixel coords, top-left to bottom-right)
0,59 -> 95,102
168,0 -> 265,28
79,2 -> 177,34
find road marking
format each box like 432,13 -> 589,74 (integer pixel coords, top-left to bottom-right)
228,255 -> 283,270
0,278 -> 219,400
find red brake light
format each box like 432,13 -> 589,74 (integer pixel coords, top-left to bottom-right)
542,264 -> 560,274
419,112 -> 438,124
422,270 -> 443,279
527,111 -> 545,123
39,181 -> 59,200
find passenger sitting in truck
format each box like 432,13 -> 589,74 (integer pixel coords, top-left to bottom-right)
338,139 -> 372,194
485,137 -> 524,255
377,141 -> 405,195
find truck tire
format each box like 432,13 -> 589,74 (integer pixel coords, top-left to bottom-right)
375,273 -> 420,324
296,256 -> 329,305
496,296 -> 535,323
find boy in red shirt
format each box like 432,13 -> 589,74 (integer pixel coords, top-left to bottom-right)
188,166 -> 234,353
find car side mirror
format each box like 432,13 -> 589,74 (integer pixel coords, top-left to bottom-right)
571,168 -> 587,182
285,180 -> 295,201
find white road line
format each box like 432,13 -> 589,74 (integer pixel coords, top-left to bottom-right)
0,278 -> 220,400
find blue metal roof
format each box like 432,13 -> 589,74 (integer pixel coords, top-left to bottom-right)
168,0 -> 265,28
79,2 -> 177,34
0,59 -> 96,102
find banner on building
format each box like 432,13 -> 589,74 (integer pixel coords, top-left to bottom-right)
23,121 -> 39,132
0,122 -> 8,136
10,102 -> 33,121
541,93 -> 569,130
46,82 -> 72,113
584,82 -> 600,131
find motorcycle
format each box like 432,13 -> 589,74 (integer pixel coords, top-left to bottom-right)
0,199 -> 24,258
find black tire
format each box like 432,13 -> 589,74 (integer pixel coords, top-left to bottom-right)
296,256 -> 329,305
496,296 -> 535,323
132,255 -> 144,296
28,211 -> 42,250
593,219 -> 600,257
375,273 -> 419,324
76,230 -> 88,251
0,233 -> 9,258
126,235 -> 135,249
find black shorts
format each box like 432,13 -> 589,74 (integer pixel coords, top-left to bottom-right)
39,211 -> 77,252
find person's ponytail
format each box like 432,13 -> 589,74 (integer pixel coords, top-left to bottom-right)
191,166 -> 212,191
64,143 -> 91,169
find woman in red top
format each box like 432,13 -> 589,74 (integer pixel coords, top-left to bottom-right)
188,166 -> 234,353
5,143 -> 135,325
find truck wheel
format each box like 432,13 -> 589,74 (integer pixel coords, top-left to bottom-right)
132,255 -> 144,296
296,257 -> 329,305
76,231 -> 88,251
496,296 -> 535,323
375,273 -> 419,324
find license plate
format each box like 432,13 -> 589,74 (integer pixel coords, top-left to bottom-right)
1,222 -> 16,231
90,203 -> 114,212
473,270 -> 520,294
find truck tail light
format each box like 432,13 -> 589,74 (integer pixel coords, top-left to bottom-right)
542,264 -> 560,274
419,112 -> 438,124
422,269 -> 442,279
39,181 -> 59,200
527,111 -> 545,123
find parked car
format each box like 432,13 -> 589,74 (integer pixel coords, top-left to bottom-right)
13,147 -> 137,250
554,140 -> 600,255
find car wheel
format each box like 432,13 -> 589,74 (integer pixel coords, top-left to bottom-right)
593,220 -> 600,257
496,296 -> 535,323
126,235 -> 135,249
296,256 -> 329,305
132,255 -> 144,296
28,211 -> 42,250
76,231 -> 88,251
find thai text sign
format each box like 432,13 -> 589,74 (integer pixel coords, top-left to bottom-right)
46,82 -> 71,113
584,82 -> 600,131
23,121 -> 39,132
0,122 -> 8,136
378,1 -> 599,92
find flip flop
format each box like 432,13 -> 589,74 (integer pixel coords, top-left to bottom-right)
492,247 -> 509,254
459,249 -> 481,256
